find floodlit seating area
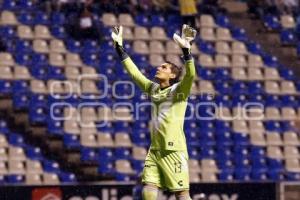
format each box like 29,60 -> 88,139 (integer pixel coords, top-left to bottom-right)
0,0 -> 299,183
0,119 -> 76,184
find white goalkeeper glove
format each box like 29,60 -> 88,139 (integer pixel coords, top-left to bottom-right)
111,26 -> 123,47
173,24 -> 197,50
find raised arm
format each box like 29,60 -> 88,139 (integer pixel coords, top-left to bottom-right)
111,26 -> 153,94
173,25 -> 197,100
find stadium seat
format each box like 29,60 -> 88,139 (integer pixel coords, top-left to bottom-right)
102,13 -> 118,27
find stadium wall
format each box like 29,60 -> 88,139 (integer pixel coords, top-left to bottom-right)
0,182 -> 281,200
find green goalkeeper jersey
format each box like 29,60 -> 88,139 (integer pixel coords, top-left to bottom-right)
121,57 -> 195,152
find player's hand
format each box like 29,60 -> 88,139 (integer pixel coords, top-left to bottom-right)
173,24 -> 197,49
111,26 -> 123,47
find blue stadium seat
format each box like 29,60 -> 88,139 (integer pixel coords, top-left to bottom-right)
250,147 -> 266,158
263,54 -> 279,68
215,130 -> 233,146
214,82 -> 232,94
232,81 -> 249,94
215,121 -> 231,131
200,146 -> 216,158
63,134 -> 80,147
167,15 -> 181,26
43,160 -> 61,173
98,148 -> 114,161
248,94 -> 265,104
265,95 -> 281,107
66,39 -> 82,53
280,95 -> 299,107
151,15 -> 166,27
83,40 -> 100,54
48,66 -> 65,80
186,130 -> 200,147
248,82 -> 264,95
2,0 -> 18,10
15,53 -> 31,66
0,81 -> 12,95
215,95 -> 232,108
216,146 -> 233,160
196,40 -> 215,55
19,0 -> 34,10
231,27 -> 247,41
279,68 -> 296,80
286,172 -> 300,181
234,169 -> 250,181
15,39 -> 32,53
18,12 -> 34,25
81,148 -> 98,162
280,30 -> 297,45
268,171 -> 285,181
232,94 -> 248,106
13,80 -> 29,93
198,68 -> 215,80
188,147 -> 200,159
6,175 -> 24,183
215,14 -> 230,28
115,173 -> 131,181
51,12 -> 66,25
30,64 -> 48,80
264,121 -> 282,132
26,146 -> 43,160
34,12 -> 50,25
82,53 -> 99,66
135,15 -> 151,27
280,121 -> 295,132
251,171 -> 267,181
8,133 -> 25,147
98,160 -> 114,174
51,26 -> 66,39
113,121 -> 131,133
215,68 -> 231,80
13,93 -> 29,110
0,26 -> 16,39
29,105 -> 47,124
59,172 -> 77,183
263,15 -> 281,31
232,133 -> 249,145
199,130 -> 215,146
252,157 -> 268,171
0,120 -> 10,134
247,42 -> 263,55
132,160 -> 144,173
32,53 -> 48,65
47,119 -> 63,135
219,171 -> 234,181
268,158 -> 284,172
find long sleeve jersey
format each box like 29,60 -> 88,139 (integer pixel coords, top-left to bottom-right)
116,45 -> 195,152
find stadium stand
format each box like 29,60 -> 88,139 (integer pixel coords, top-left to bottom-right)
0,0 -> 299,184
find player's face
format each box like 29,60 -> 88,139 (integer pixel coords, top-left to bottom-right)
155,63 -> 176,82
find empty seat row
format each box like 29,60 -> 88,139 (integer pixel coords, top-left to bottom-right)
199,54 -> 264,68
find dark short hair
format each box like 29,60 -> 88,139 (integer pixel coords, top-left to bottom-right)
166,61 -> 183,85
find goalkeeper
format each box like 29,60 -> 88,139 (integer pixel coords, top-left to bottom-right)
112,25 -> 196,200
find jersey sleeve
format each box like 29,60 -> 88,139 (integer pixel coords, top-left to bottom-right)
174,59 -> 196,100
121,57 -> 153,94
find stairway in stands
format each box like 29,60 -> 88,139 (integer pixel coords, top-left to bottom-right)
225,1 -> 300,77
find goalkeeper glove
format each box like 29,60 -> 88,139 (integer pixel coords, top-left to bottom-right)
173,24 -> 197,50
111,26 -> 123,47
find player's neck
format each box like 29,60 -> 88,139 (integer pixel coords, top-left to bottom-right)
159,81 -> 170,90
